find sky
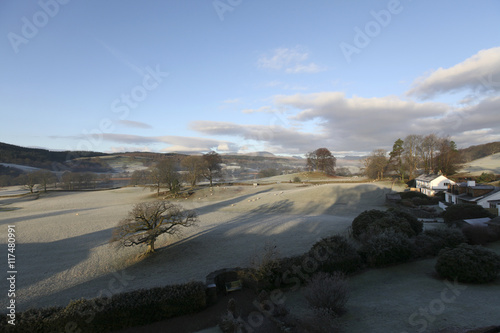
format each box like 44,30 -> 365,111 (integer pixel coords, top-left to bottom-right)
1,1 -> 499,157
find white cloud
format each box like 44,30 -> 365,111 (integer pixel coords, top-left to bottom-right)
190,120 -> 327,154
117,119 -> 153,129
258,46 -> 325,74
241,106 -> 274,114
407,47 -> 500,99
285,62 -> 324,74
89,133 -> 238,153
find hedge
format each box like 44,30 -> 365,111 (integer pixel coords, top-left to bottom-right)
0,281 -> 207,333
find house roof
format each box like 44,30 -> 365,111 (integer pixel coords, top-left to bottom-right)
463,217 -> 492,227
415,174 -> 446,182
487,217 -> 500,227
457,188 -> 500,203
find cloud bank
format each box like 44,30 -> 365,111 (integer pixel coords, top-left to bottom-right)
407,47 -> 500,99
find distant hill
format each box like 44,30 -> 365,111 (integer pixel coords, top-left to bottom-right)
459,141 -> 500,162
242,151 -> 276,157
0,142 -> 107,169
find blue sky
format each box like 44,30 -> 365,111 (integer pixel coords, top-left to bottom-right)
1,1 -> 499,156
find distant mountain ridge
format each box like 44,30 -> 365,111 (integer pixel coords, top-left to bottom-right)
1,140 -> 500,172
0,142 -> 107,169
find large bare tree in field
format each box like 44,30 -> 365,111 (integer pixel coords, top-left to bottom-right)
111,201 -> 197,254
202,151 -> 223,187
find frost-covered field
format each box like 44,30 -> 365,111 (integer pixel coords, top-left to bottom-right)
0,182 -> 394,311
459,152 -> 500,175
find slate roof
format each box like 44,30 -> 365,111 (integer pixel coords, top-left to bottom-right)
415,174 -> 442,182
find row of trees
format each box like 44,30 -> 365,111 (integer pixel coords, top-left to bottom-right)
363,134 -> 461,180
131,151 -> 223,196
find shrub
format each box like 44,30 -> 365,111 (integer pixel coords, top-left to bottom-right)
462,225 -> 500,245
351,209 -> 421,240
359,230 -> 415,267
477,172 -> 496,183
275,254 -> 307,287
351,209 -> 387,239
415,228 -> 467,257
390,209 -> 423,235
292,308 -> 341,333
218,298 -> 245,333
443,204 -> 494,227
303,272 -> 349,315
400,191 -> 429,200
435,243 -> 500,283
293,176 -> 301,183
308,235 -> 363,275
249,242 -> 282,290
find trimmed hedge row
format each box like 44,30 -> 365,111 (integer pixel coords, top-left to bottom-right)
0,281 -> 207,333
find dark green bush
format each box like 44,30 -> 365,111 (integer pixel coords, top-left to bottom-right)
443,204 -> 494,226
462,225 -> 500,245
351,210 -> 389,240
414,228 -> 467,257
390,209 -> 423,235
359,231 -> 415,267
351,209 -> 422,240
308,235 -> 363,274
435,244 -> 500,283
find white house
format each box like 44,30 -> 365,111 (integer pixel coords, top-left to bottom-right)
443,180 -> 500,212
415,174 -> 455,196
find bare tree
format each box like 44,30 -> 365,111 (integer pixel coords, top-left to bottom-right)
403,134 -> 423,180
110,200 -> 197,254
363,149 -> 388,180
21,172 -> 38,193
148,159 -> 180,196
435,138 -> 461,175
33,170 -> 57,192
306,148 -> 336,175
420,134 -> 440,173
181,155 -> 205,187
130,169 -> 149,186
202,151 -> 223,187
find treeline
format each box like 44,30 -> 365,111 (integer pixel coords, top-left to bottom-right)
0,142 -> 107,169
363,134 -> 461,181
130,151 -> 223,195
0,169 -> 112,191
60,172 -> 112,190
